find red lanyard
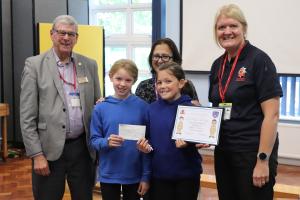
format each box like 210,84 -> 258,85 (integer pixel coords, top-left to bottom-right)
58,62 -> 77,90
218,45 -> 244,103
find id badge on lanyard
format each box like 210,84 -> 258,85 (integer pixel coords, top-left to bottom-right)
69,91 -> 81,107
219,102 -> 232,120
217,44 -> 244,121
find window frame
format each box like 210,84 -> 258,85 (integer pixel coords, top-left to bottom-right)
89,0 -> 152,96
279,74 -> 300,123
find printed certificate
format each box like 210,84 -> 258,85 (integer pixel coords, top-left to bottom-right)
119,124 -> 146,140
172,105 -> 223,145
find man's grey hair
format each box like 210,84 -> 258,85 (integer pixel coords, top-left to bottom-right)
52,15 -> 78,32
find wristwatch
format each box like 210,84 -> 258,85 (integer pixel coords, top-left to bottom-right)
257,152 -> 269,161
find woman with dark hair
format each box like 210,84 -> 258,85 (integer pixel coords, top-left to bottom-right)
135,38 -> 199,105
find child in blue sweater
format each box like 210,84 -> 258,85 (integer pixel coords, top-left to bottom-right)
90,59 -> 151,200
138,62 -> 203,200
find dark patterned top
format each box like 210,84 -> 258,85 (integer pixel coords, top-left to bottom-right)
135,78 -> 199,104
135,78 -> 157,103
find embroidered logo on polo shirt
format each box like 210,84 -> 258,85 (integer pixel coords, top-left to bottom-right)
236,67 -> 247,81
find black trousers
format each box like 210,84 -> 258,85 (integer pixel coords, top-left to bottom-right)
100,182 -> 140,200
32,135 -> 95,200
150,178 -> 200,200
214,146 -> 278,200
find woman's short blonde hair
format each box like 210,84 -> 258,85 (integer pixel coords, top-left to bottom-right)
109,59 -> 138,83
214,4 -> 248,45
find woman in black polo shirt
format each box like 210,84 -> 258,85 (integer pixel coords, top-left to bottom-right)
209,4 -> 283,200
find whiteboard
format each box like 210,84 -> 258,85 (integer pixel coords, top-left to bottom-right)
181,0 -> 300,74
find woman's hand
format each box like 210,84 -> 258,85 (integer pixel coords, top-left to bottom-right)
253,160 -> 269,188
137,138 -> 153,153
107,134 -> 124,148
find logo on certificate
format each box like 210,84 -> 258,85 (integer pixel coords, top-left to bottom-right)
212,111 -> 219,118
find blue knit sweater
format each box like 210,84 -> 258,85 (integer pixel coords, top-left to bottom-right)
147,95 -> 203,180
90,95 -> 151,184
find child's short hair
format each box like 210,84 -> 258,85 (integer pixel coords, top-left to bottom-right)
158,61 -> 185,81
109,59 -> 139,83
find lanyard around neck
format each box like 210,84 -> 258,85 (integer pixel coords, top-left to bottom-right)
218,45 -> 244,103
58,62 -> 77,90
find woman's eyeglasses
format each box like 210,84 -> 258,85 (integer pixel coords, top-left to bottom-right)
152,54 -> 173,62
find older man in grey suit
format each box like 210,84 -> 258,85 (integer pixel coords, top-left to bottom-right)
20,15 -> 100,200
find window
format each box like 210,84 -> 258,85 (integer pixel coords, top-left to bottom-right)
279,75 -> 300,122
89,0 -> 152,96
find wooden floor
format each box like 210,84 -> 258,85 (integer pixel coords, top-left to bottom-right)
199,155 -> 300,200
0,154 -> 299,200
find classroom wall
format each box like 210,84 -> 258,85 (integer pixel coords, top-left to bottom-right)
181,0 -> 300,73
1,0 -> 14,142
165,0 -> 300,166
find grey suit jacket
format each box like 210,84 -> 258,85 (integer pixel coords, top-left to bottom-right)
20,49 -> 101,161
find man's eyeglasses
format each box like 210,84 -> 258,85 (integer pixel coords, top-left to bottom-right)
152,54 -> 173,62
52,29 -> 78,38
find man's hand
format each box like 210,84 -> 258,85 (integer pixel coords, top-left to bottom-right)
95,97 -> 105,104
33,154 -> 50,176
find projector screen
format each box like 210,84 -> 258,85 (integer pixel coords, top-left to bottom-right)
181,0 -> 300,74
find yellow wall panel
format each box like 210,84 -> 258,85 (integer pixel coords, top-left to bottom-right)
38,23 -> 104,95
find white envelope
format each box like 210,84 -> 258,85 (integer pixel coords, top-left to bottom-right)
119,124 -> 146,140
